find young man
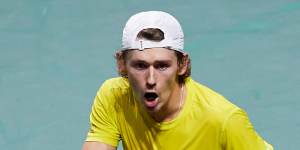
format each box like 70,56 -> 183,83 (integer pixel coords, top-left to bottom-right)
82,11 -> 273,150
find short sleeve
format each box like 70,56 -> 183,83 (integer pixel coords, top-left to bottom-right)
85,82 -> 120,147
221,108 -> 273,150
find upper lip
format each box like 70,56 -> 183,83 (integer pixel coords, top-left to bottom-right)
144,91 -> 158,96
145,89 -> 157,93
145,90 -> 157,93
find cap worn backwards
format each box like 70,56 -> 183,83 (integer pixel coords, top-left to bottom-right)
121,11 -> 184,53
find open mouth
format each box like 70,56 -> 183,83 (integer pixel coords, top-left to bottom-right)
143,92 -> 159,108
144,92 -> 158,101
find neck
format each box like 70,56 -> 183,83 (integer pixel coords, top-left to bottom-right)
151,83 -> 185,122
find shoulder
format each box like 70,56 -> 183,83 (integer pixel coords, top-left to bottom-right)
187,78 -> 239,111
185,79 -> 272,149
94,77 -> 131,108
97,77 -> 130,97
100,77 -> 130,91
186,78 -> 241,122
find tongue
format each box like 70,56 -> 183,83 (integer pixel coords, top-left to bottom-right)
146,97 -> 156,101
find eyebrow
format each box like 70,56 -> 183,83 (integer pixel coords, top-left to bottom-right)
130,59 -> 173,64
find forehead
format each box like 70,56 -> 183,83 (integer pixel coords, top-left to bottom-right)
125,48 -> 177,61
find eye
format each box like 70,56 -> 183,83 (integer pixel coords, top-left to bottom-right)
155,63 -> 170,71
132,62 -> 148,70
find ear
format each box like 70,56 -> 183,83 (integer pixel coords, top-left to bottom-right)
177,53 -> 189,76
115,51 -> 127,76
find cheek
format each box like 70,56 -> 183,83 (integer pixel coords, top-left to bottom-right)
158,70 -> 178,89
164,66 -> 179,79
127,69 -> 145,91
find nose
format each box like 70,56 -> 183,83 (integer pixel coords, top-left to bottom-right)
146,66 -> 156,89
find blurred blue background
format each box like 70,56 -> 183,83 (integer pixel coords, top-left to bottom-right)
1,0 -> 299,149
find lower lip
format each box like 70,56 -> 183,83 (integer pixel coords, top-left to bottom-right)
144,98 -> 158,109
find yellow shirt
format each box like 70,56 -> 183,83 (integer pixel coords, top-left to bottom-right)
86,77 -> 273,150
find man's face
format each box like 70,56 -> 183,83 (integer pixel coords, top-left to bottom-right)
124,48 -> 182,114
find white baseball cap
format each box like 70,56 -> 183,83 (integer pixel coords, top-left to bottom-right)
121,11 -> 184,53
